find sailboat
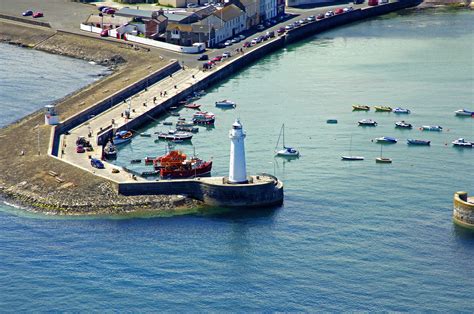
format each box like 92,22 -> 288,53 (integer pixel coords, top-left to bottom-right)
275,124 -> 300,157
375,144 -> 392,163
341,135 -> 364,161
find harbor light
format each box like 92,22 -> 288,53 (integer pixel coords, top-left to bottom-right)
228,119 -> 247,183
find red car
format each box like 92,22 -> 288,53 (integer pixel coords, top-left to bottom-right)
276,27 -> 285,35
316,13 -> 325,20
100,29 -> 109,37
243,41 -> 251,48
335,8 -> 344,14
211,56 -> 222,62
105,8 -> 115,14
32,12 -> 43,18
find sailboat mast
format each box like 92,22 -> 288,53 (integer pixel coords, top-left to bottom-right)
282,123 -> 285,148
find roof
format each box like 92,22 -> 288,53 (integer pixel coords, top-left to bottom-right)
213,4 -> 244,22
116,7 -> 193,22
189,5 -> 217,19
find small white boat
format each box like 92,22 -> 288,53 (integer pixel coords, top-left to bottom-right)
358,119 -> 377,126
455,109 -> 474,117
275,124 -> 299,157
395,121 -> 412,129
393,107 -> 411,114
452,138 -> 473,147
215,99 -> 236,108
421,125 -> 443,131
341,135 -> 364,161
375,136 -> 397,144
139,132 -> 151,137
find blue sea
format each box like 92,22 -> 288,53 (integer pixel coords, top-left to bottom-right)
1,9 -> 474,311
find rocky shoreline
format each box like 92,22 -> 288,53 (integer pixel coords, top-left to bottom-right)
0,19 -> 204,216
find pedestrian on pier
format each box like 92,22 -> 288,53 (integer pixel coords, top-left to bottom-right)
153,96 -> 157,103
160,91 -> 163,97
174,85 -> 177,89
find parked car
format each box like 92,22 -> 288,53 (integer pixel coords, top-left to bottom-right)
299,19 -> 307,24
307,15 -> 316,22
257,35 -> 264,43
239,34 -> 246,40
257,24 -> 265,31
105,8 -> 115,14
198,54 -> 208,61
243,41 -> 251,48
32,12 -> 43,18
368,0 -> 379,5
211,55 -> 222,62
91,158 -> 105,169
22,10 -> 33,16
316,13 -> 325,20
294,20 -> 301,27
222,51 -> 231,58
97,6 -> 108,11
324,11 -> 334,18
267,30 -> 275,38
335,8 -> 344,14
277,27 -> 285,35
250,39 -> 258,46
100,29 -> 109,37
343,6 -> 354,12
187,3 -> 199,8
231,37 -> 240,44
101,7 -> 109,13
76,145 -> 85,153
224,40 -> 232,46
285,24 -> 294,31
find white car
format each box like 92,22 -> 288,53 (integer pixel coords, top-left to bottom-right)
307,15 -> 316,22
239,34 -> 246,40
224,40 -> 232,46
231,37 -> 240,44
250,39 -> 257,46
343,6 -> 354,12
285,24 -> 294,30
324,11 -> 334,18
222,51 -> 231,58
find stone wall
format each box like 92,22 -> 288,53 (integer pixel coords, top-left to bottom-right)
453,192 -> 474,228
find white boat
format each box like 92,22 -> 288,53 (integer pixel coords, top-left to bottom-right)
375,136 -> 398,144
358,119 -> 377,126
393,107 -> 411,114
275,124 -> 299,157
452,138 -> 473,147
139,132 -> 151,137
215,99 -> 236,108
421,125 -> 443,131
455,109 -> 474,117
341,135 -> 364,161
375,145 -> 392,163
395,121 -> 412,129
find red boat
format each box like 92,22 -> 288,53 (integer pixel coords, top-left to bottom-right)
153,150 -> 212,179
185,103 -> 201,109
192,111 -> 215,125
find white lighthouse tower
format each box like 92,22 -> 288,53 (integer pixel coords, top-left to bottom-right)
44,104 -> 59,125
228,119 -> 248,183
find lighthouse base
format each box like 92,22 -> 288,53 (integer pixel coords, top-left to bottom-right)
118,174 -> 284,208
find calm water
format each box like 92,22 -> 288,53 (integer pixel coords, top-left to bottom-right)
1,9 -> 474,311
0,44 -> 108,127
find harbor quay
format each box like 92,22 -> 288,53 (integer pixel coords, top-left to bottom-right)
0,0 -> 421,214
453,192 -> 474,229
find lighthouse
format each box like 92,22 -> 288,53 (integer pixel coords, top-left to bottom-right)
228,119 -> 248,183
44,104 -> 59,125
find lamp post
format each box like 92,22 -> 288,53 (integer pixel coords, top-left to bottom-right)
99,12 -> 104,29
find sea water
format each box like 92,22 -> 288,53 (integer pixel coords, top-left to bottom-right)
0,9 -> 473,311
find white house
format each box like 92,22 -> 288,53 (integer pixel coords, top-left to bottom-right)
259,0 -> 277,21
212,4 -> 246,42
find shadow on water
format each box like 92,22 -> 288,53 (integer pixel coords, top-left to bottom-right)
194,204 -> 282,221
453,224 -> 474,243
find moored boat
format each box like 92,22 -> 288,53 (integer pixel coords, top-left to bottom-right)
275,124 -> 300,157
326,119 -> 338,124
144,156 -> 156,165
374,106 -> 392,112
193,111 -> 215,125
139,132 -> 151,137
395,121 -> 413,129
215,99 -> 236,108
393,107 -> 411,114
455,109 -> 474,117
452,138 -> 473,147
103,141 -> 117,160
176,118 -> 194,128
176,126 -> 199,133
407,139 -> 431,146
352,105 -> 370,111
157,130 -> 193,141
113,130 -> 133,145
185,103 -> 201,109
421,125 -> 443,131
341,156 -> 364,161
375,136 -> 398,143
153,150 -> 212,179
358,119 -> 377,126
376,157 -> 392,163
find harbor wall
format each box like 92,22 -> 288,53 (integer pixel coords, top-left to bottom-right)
101,36 -> 287,141
285,0 -> 423,44
50,60 -> 181,156
453,192 -> 474,228
117,175 -> 284,208
0,13 -> 51,28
